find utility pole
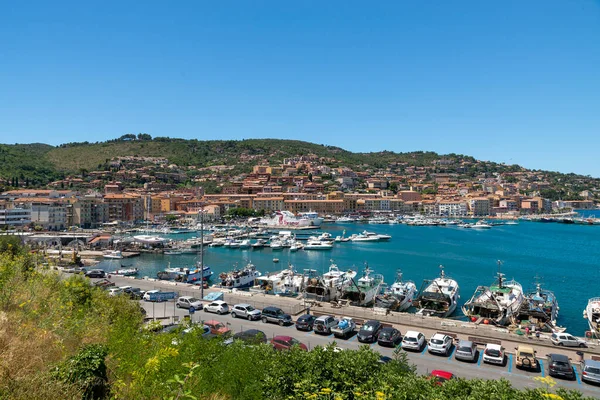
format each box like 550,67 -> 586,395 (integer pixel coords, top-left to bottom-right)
200,203 -> 204,301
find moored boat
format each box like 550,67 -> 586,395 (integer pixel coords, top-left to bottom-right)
218,262 -> 261,289
375,270 -> 417,311
518,282 -> 563,332
157,264 -> 213,283
462,262 -> 524,326
304,261 -> 357,302
583,297 -> 600,338
340,265 -> 384,306
414,265 -> 459,318
103,250 -> 123,259
109,267 -> 139,276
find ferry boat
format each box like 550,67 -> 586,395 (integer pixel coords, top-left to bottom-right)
462,263 -> 524,326
340,265 -> 384,306
304,262 -> 357,302
414,265 -> 460,318
375,270 -> 417,311
218,263 -> 261,289
298,211 -> 324,227
157,265 -> 213,283
103,250 -> 124,259
583,297 -> 600,338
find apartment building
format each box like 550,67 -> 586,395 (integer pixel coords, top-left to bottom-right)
103,194 -> 144,222
437,200 -> 468,217
469,197 -> 491,216
0,207 -> 31,227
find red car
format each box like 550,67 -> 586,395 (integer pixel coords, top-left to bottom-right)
271,335 -> 308,351
429,370 -> 454,385
204,320 -> 232,336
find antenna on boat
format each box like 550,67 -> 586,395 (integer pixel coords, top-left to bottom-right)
439,265 -> 445,279
497,260 -> 504,288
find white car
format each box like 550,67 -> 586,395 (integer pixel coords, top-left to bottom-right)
401,330 -> 426,351
142,290 -> 160,301
108,287 -> 123,296
176,296 -> 203,310
482,344 -> 505,365
551,332 -> 587,348
203,300 -> 229,315
427,333 -> 453,355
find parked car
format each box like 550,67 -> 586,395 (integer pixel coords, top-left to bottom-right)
515,345 -> 538,370
547,353 -> 575,380
85,269 -> 106,278
124,287 -> 143,299
377,327 -> 402,347
551,332 -> 587,348
230,329 -> 268,345
401,330 -> 426,351
231,303 -> 262,320
204,320 -> 232,336
203,300 -> 229,315
429,370 -> 454,386
295,314 -> 317,331
581,359 -> 600,384
271,335 -> 308,351
482,344 -> 505,365
176,296 -> 203,310
92,279 -> 115,288
314,315 -> 338,335
108,287 -> 124,296
331,317 -> 356,339
357,320 -> 383,343
455,340 -> 478,362
427,333 -> 453,356
261,306 -> 292,326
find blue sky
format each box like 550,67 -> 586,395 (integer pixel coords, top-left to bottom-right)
1,1 -> 599,176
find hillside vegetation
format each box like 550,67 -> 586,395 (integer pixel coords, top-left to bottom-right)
0,238 -> 592,400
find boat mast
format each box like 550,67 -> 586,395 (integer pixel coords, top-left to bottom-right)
497,260 -> 504,288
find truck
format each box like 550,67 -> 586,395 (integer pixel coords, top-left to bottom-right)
514,345 -> 538,370
313,315 -> 338,335
330,317 -> 356,339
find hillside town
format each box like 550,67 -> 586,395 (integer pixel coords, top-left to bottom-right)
0,154 -> 598,230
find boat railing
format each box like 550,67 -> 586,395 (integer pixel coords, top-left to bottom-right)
589,297 -> 600,303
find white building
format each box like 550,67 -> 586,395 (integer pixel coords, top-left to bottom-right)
437,201 -> 468,217
0,207 -> 31,227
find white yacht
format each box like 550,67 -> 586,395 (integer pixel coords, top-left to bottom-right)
304,237 -> 333,250
298,211 -> 324,227
103,250 -> 123,259
471,220 -> 492,229
414,265 -> 460,318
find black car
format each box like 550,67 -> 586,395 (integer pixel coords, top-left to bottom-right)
261,306 -> 293,326
295,314 -> 317,331
547,353 -> 575,380
231,329 -> 268,345
357,320 -> 383,343
85,269 -> 106,278
124,287 -> 143,299
377,327 -> 402,347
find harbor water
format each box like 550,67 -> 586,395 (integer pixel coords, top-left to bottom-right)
95,213 -> 600,336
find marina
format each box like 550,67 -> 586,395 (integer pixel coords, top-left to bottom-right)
47,210 -> 600,336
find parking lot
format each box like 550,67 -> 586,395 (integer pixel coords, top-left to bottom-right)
140,300 -> 600,397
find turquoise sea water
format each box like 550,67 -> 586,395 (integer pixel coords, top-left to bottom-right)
95,212 -> 600,335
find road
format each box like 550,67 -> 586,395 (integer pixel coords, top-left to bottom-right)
139,301 -> 600,398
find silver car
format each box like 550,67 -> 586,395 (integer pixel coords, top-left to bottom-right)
176,296 -> 203,310
455,340 -> 477,362
582,359 -> 600,384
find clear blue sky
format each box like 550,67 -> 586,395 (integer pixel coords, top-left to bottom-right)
1,1 -> 599,176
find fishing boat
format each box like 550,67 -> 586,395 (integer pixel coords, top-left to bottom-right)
340,265 -> 384,306
103,250 -> 123,259
517,282 -> 563,332
218,263 -> 261,289
375,270 -> 417,311
109,267 -> 139,276
583,297 -> 600,338
414,265 -> 460,318
157,265 -> 213,283
304,262 -> 357,302
462,262 -> 524,326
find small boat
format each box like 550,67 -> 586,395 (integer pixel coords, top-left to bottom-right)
375,270 -> 417,312
336,216 -> 355,223
269,239 -> 284,250
109,267 -> 139,276
164,250 -> 183,255
251,239 -> 268,249
471,220 -> 492,229
583,297 -> 600,339
103,250 -> 124,259
238,239 -> 251,249
414,265 -> 460,318
289,241 -> 304,252
157,265 -> 213,283
218,263 -> 261,289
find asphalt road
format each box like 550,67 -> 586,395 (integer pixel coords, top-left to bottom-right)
139,301 -> 600,398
